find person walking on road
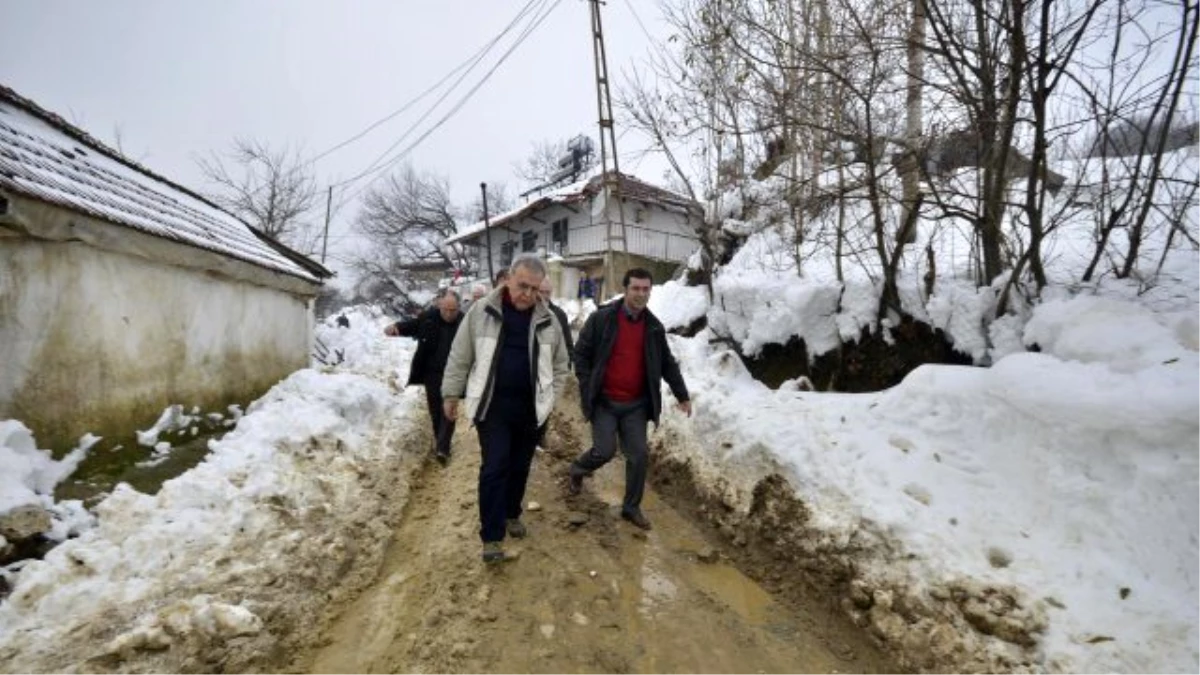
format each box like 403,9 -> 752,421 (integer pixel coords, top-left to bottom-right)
384,289 -> 463,464
442,254 -> 570,563
567,268 -> 691,531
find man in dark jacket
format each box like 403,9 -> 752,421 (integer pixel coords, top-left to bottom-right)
538,277 -> 575,365
384,288 -> 463,464
567,268 -> 691,530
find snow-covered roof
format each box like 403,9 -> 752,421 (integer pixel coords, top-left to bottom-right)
0,86 -> 328,283
443,171 -> 700,247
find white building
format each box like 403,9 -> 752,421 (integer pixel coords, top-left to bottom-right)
0,86 -> 330,452
443,172 -> 702,300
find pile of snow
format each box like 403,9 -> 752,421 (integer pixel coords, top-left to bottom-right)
656,293 -> 1198,672
315,304 -> 416,377
0,424 -> 97,547
0,316 -> 425,672
647,280 -> 709,332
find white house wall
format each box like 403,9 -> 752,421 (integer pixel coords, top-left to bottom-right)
606,198 -> 700,262
0,237 -> 312,452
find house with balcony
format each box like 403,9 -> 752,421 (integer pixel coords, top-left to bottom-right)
442,171 -> 702,300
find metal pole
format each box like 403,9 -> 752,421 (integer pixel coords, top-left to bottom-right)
481,182 -> 494,284
320,185 -> 333,264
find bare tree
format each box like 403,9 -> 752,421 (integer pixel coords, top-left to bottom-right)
197,138 -> 318,251
348,165 -> 462,307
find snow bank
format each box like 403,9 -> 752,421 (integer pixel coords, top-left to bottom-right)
705,147 -> 1199,364
656,292 -> 1198,672
0,316 -> 425,672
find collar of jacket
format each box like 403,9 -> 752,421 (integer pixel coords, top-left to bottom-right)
602,300 -> 661,332
619,302 -> 646,322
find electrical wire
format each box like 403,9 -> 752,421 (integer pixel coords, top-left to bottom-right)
330,0 -> 566,212
236,0 -> 544,202
620,0 -> 658,47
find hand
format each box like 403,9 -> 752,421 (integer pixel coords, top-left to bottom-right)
677,400 -> 692,417
444,398 -> 459,421
384,324 -> 398,337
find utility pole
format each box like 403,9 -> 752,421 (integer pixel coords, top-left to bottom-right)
320,185 -> 333,265
589,0 -> 627,300
481,182 -> 494,284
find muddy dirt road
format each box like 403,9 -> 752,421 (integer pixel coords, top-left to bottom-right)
287,395 -> 893,675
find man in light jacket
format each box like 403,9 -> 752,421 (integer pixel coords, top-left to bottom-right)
442,254 -> 570,563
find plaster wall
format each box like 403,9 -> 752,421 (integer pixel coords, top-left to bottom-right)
0,238 -> 312,452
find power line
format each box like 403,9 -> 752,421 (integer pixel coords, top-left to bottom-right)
232,0 -> 545,203
309,0 -> 543,168
620,0 -> 658,46
331,0 -> 565,212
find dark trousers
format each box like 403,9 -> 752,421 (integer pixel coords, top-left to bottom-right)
476,398 -> 539,543
423,385 -> 455,457
574,398 -> 650,513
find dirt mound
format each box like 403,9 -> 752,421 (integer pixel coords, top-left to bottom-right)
744,315 -> 974,392
648,437 -> 1048,672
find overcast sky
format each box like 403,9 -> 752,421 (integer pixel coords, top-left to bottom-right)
0,0 -> 674,284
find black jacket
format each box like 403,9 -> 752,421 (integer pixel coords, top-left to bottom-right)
394,307 -> 463,388
547,301 -> 575,366
574,302 -> 689,425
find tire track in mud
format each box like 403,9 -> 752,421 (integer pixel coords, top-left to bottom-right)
292,391 -> 894,674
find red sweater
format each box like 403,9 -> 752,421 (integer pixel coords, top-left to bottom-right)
602,308 -> 647,402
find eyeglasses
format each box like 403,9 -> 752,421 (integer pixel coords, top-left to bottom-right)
513,281 -> 539,295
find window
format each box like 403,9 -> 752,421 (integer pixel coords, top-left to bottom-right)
522,230 -> 537,252
551,218 -> 568,253
500,241 -> 515,267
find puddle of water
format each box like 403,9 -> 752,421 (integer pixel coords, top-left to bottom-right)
55,426 -> 226,505
686,558 -> 777,625
608,487 -> 793,645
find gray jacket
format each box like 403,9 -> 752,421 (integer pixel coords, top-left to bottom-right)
441,287 -> 570,426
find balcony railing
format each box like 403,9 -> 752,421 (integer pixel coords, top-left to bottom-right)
558,224 -> 699,261
462,223 -> 700,272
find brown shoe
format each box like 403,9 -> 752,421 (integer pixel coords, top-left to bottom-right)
566,465 -> 586,496
506,518 -> 527,538
621,509 -> 652,530
481,542 -> 520,563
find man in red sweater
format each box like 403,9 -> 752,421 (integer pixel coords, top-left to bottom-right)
568,268 -> 692,530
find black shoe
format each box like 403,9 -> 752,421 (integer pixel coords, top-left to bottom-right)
621,509 -> 652,531
567,465 -> 585,496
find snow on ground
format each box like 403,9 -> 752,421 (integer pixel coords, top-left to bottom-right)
655,145 -> 1198,670
655,289 -> 1198,671
0,308 -> 426,671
